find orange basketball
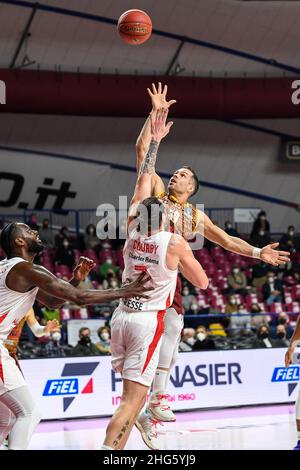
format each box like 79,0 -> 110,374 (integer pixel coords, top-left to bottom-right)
117,9 -> 152,46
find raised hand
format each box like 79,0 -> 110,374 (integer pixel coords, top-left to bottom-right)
44,319 -> 60,335
121,271 -> 153,299
150,108 -> 173,143
147,82 -> 176,111
260,242 -> 290,266
73,256 -> 95,282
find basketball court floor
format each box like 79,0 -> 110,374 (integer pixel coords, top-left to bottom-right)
28,404 -> 297,450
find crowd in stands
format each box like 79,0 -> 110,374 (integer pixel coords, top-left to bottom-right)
1,210 -> 299,358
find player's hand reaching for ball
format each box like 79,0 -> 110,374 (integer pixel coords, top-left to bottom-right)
73,256 -> 95,282
121,271 -> 153,299
147,82 -> 176,111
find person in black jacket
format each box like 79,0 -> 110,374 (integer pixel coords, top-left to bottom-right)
193,325 -> 216,351
71,327 -> 100,356
251,210 -> 270,237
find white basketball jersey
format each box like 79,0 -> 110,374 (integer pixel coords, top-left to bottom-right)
0,257 -> 38,342
118,230 -> 178,313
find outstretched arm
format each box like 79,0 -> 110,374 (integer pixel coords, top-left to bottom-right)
7,263 -> 152,307
36,256 -> 95,308
136,82 -> 176,195
203,213 -> 290,266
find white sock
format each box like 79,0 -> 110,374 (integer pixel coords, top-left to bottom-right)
100,444 -> 114,450
151,369 -> 169,398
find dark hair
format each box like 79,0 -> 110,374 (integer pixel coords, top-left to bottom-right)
0,222 -> 18,256
136,197 -> 165,233
79,327 -> 90,337
182,166 -> 200,197
86,224 -> 96,236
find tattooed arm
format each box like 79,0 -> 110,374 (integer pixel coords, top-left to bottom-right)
130,108 -> 174,207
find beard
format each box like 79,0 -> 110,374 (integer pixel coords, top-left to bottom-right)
26,238 -> 45,254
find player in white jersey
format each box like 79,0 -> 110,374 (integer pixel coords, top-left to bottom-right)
285,316 -> 300,450
101,109 -> 208,451
0,223 -> 151,449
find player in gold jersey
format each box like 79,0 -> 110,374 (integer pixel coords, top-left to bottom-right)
134,83 -> 291,447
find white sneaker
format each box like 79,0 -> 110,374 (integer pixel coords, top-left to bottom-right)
147,392 -> 176,422
135,410 -> 162,450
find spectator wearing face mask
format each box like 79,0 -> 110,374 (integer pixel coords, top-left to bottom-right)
250,303 -> 269,328
55,226 -> 69,249
182,286 -> 197,312
71,327 -> 101,356
263,272 -> 284,305
193,326 -> 216,351
227,267 -> 248,296
251,261 -> 269,288
270,312 -> 294,340
42,327 -> 66,357
272,324 -> 290,348
186,302 -> 199,315
96,326 -> 111,355
280,226 -> 300,253
250,228 -> 271,249
179,328 -> 196,352
55,238 -> 75,269
38,218 -> 54,247
252,324 -> 276,349
28,213 -> 39,231
251,210 -> 270,237
85,224 -> 99,250
230,304 -> 252,333
225,295 -> 239,315
224,221 -> 240,238
98,257 -> 119,281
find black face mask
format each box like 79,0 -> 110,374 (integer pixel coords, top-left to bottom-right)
277,332 -> 285,340
80,336 -> 91,345
278,318 -> 287,325
26,238 -> 45,254
259,332 -> 269,340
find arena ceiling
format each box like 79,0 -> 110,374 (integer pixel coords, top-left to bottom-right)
1,0 -> 300,77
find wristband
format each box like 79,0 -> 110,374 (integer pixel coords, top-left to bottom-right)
30,321 -> 50,338
252,247 -> 262,259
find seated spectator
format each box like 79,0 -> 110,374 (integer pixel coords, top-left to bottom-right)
96,326 -> 111,355
230,304 -> 251,333
193,326 -> 216,351
227,267 -> 248,296
185,302 -> 199,315
182,286 -> 197,312
71,327 -> 101,356
28,213 -> 39,231
225,295 -> 239,315
269,312 -> 294,340
40,327 -> 66,357
250,229 -> 271,248
99,257 -> 119,281
55,226 -> 69,249
272,324 -> 290,348
280,226 -> 300,253
224,221 -> 240,237
263,272 -> 284,305
84,224 -> 99,250
39,218 -> 54,247
252,261 -> 269,288
55,238 -> 75,269
250,210 -> 270,237
179,328 -> 196,352
250,303 -> 269,328
42,305 -> 60,322
252,324 -> 276,349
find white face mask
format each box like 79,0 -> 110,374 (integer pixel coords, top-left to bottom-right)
101,332 -> 110,341
52,332 -> 61,342
183,290 -> 189,296
229,298 -> 236,305
190,304 -> 198,311
186,337 -> 195,346
197,332 -> 206,342
233,268 -> 239,275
